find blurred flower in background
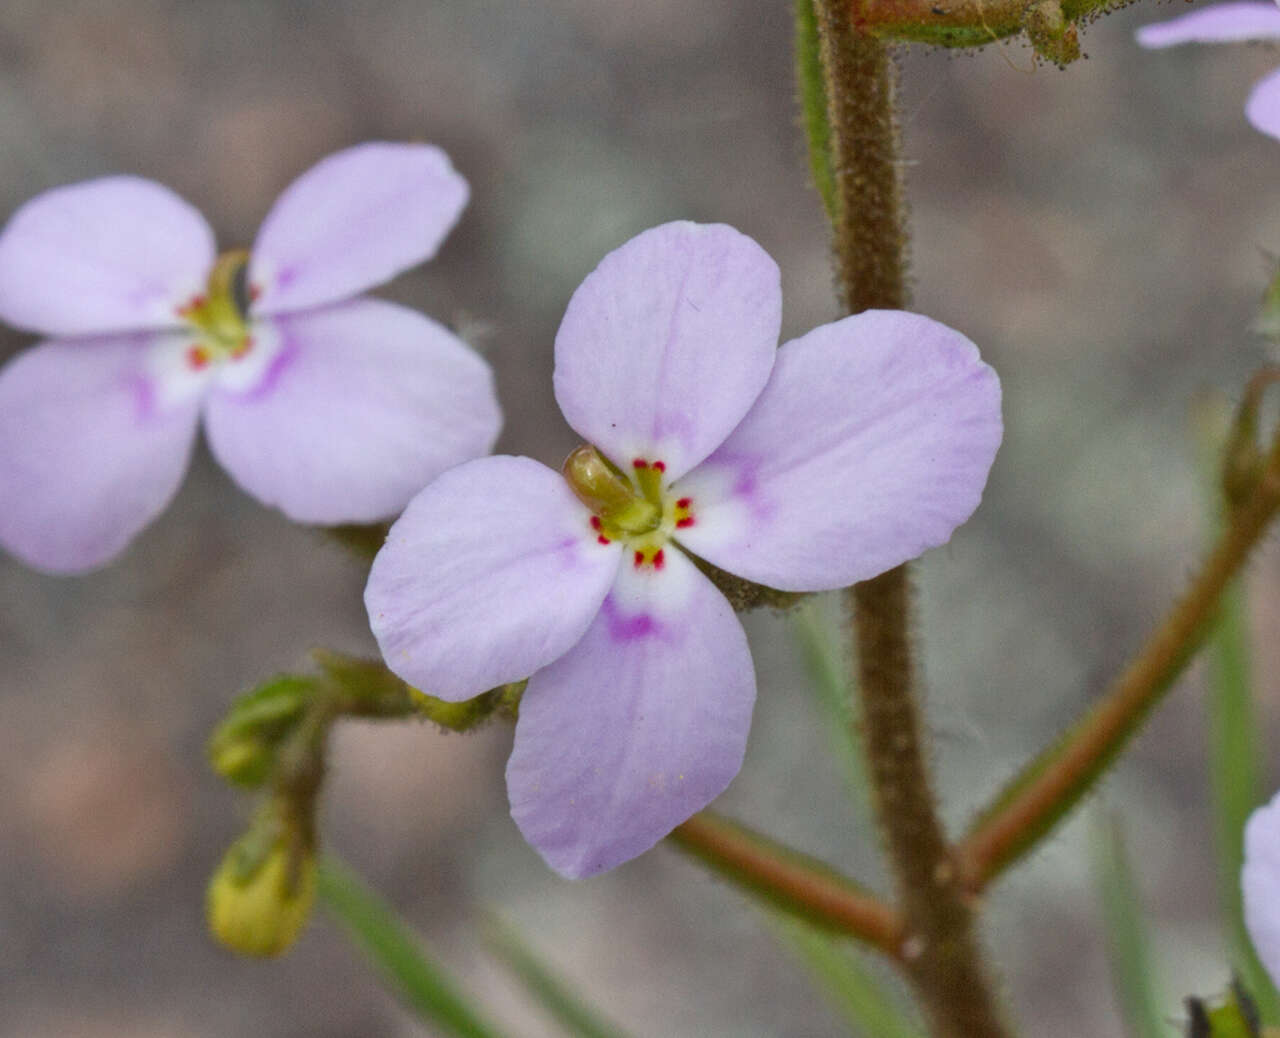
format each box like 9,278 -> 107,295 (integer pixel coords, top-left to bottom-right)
0,142 -> 500,574
1136,1 -> 1280,137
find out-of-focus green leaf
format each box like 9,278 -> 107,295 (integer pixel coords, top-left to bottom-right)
1093,813 -> 1167,1038
317,857 -> 505,1038
1196,398 -> 1280,1024
791,599 -> 869,806
483,915 -> 632,1038
771,914 -> 922,1038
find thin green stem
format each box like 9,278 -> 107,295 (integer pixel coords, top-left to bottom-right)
319,857 -> 506,1038
795,0 -> 837,221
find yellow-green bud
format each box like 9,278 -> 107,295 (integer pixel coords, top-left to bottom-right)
207,831 -> 316,957
207,675 -> 316,789
208,734 -> 275,788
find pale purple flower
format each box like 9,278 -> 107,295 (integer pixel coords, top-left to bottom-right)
0,142 -> 501,574
1136,1 -> 1280,138
1244,789 -> 1280,986
364,221 -> 1003,878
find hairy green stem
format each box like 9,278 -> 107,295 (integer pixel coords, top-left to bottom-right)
810,7 -> 1010,1035
851,0 -> 1130,51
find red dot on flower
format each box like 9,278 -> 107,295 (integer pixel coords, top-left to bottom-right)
652,460 -> 665,473
676,497 -> 691,509
676,517 -> 694,528
633,550 -> 644,568
597,535 -> 611,545
632,459 -> 648,469
653,549 -> 665,569
590,516 -> 602,530
186,346 -> 210,369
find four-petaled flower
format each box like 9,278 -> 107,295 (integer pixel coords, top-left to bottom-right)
365,221 -> 1003,878
0,142 -> 501,574
1136,1 -> 1280,139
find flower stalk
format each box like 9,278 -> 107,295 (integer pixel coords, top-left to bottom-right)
670,812 -> 905,958
958,376 -> 1280,894
808,3 -> 1011,1034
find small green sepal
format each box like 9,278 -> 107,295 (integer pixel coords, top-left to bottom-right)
1024,0 -> 1080,66
207,675 -> 318,788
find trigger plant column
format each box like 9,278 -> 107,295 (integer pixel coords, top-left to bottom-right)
806,3 -> 1011,1035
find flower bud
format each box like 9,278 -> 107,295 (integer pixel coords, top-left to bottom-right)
207,828 -> 316,957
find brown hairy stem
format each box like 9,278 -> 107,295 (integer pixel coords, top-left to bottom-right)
812,6 -> 1012,1034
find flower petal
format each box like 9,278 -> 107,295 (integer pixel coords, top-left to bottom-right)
553,221 -> 780,480
248,142 -> 468,315
674,310 -> 1002,591
1247,66 -> 1280,139
202,297 -> 501,524
507,550 -> 755,878
0,177 -> 215,336
0,334 -> 200,573
1244,790 -> 1280,989
365,455 -> 621,701
1134,1 -> 1280,46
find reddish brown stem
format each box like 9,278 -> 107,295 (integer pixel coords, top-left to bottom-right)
959,439 -> 1280,892
670,813 -> 904,958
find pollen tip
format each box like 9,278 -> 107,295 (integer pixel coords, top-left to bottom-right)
676,497 -> 691,508
676,517 -> 694,528
632,459 -> 648,469
653,549 -> 665,569
653,461 -> 666,472
633,550 -> 644,568
597,535 -> 611,545
590,516 -> 602,530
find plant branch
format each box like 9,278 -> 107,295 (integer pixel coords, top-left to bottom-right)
669,812 -> 904,958
851,0 -> 1133,51
958,419 -> 1280,893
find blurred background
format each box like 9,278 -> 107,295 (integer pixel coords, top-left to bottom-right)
1,0 -> 1278,1034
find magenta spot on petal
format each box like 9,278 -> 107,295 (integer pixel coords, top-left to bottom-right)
652,460 -> 665,473
601,594 -> 660,642
228,336 -> 297,402
632,458 -> 647,469
128,372 -> 157,420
